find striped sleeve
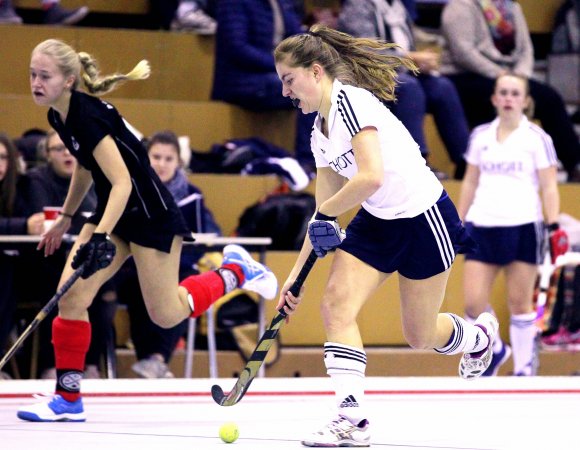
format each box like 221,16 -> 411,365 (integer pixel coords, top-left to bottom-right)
337,90 -> 362,137
464,123 -> 492,166
529,123 -> 558,169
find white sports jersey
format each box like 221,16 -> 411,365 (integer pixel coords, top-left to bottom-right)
465,116 -> 558,226
310,79 -> 442,219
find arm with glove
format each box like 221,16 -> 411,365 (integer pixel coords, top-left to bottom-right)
539,166 -> 569,263
70,136 -> 130,278
307,130 -> 384,257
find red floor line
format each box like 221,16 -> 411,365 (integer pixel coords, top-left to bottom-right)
1,388 -> 580,399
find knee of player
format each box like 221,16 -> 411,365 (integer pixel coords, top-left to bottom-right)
148,310 -> 178,329
405,331 -> 436,350
320,297 -> 357,330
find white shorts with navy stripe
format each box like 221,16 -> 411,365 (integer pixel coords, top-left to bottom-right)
339,191 -> 475,280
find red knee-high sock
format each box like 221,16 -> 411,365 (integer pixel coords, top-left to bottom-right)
179,264 -> 244,318
52,317 -> 91,402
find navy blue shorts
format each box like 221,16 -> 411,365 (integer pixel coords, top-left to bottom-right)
464,222 -> 544,265
339,191 -> 475,280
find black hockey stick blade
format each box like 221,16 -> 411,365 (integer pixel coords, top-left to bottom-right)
0,265 -> 84,371
211,250 -> 318,406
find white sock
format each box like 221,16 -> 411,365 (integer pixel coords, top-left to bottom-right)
510,312 -> 538,375
435,313 -> 489,355
324,342 -> 367,426
466,307 -> 504,353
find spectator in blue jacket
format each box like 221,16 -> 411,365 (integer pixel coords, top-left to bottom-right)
211,0 -> 316,175
116,130 -> 222,378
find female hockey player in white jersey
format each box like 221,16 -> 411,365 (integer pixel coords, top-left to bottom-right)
458,73 -> 568,377
274,24 -> 499,447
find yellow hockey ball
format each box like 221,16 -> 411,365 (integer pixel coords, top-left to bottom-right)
219,422 -> 239,443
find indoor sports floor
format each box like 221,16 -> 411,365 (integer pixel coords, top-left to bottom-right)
0,376 -> 578,450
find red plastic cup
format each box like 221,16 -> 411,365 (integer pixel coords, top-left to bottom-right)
43,206 -> 62,231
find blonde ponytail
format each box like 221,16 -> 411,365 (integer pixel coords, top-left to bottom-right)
78,52 -> 150,95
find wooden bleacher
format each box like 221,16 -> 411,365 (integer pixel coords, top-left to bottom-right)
13,0 -> 149,15
2,6 -> 580,377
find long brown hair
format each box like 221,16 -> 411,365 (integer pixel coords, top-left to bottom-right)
274,24 -> 417,102
0,133 -> 21,217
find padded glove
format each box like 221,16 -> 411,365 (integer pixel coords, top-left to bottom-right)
72,232 -> 116,279
547,223 -> 569,264
308,211 -> 345,258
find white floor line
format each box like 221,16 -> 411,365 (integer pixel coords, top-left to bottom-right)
0,377 -> 578,450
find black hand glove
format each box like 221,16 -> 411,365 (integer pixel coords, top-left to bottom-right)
71,233 -> 116,279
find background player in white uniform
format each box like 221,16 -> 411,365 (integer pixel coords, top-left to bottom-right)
458,73 -> 569,377
17,39 -> 277,422
274,25 -> 500,448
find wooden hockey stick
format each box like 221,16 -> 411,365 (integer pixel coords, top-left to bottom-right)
0,265 -> 85,371
211,250 -> 318,406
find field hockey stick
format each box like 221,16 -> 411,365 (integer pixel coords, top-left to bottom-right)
536,251 -> 580,322
211,249 -> 318,406
0,265 -> 85,371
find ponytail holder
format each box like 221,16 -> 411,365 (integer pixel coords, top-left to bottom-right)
307,30 -> 320,38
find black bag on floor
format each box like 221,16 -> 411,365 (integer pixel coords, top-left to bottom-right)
236,191 -> 316,250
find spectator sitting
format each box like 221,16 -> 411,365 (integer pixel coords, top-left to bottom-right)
116,130 -> 222,378
0,0 -> 89,25
439,0 -> 580,182
338,0 -> 470,179
14,128 -> 47,170
0,133 -> 44,379
211,0 -> 317,175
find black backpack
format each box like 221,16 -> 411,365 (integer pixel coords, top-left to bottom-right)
236,191 -> 316,250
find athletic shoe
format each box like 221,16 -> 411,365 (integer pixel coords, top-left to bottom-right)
222,245 -> 278,299
459,312 -> 499,380
302,415 -> 370,447
132,356 -> 174,379
170,7 -> 216,34
566,329 -> 580,351
482,342 -> 512,377
541,327 -> 570,351
17,395 -> 86,422
43,5 -> 89,25
0,0 -> 22,24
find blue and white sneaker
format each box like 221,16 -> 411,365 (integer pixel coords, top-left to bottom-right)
459,312 -> 499,380
482,342 -> 512,377
17,394 -> 86,422
223,245 -> 278,299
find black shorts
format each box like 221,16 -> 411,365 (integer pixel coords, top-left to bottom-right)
88,204 -> 192,253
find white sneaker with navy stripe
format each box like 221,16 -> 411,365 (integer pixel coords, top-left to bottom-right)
459,312 -> 499,380
17,394 -> 86,422
302,415 -> 370,447
222,245 -> 278,299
